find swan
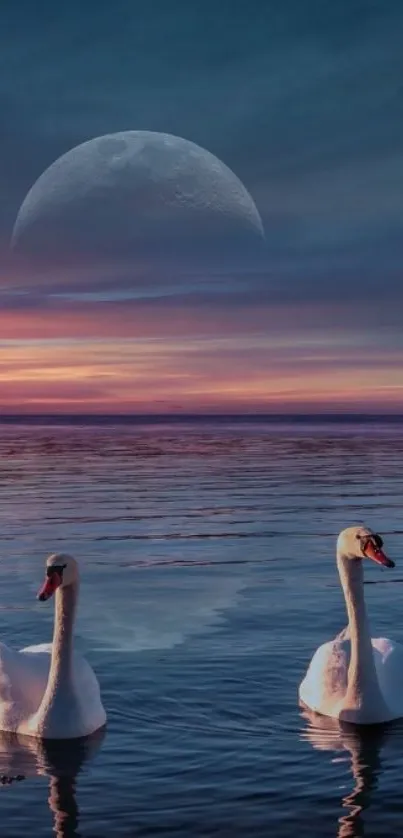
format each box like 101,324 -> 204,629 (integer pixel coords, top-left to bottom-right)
0,553 -> 106,738
299,525 -> 403,725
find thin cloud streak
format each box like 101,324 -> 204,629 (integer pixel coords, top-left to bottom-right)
1,333 -> 402,413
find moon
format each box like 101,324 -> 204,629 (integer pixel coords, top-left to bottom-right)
11,131 -> 264,271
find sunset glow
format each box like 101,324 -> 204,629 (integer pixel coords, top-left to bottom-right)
1,325 -> 402,413
1,0 -> 403,416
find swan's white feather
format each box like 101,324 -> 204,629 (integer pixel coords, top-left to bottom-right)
299,637 -> 349,715
22,641 -> 106,738
0,638 -> 106,737
300,634 -> 403,721
372,637 -> 403,717
299,526 -> 403,724
0,643 -> 50,732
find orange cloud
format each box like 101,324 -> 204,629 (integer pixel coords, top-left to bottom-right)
1,333 -> 402,413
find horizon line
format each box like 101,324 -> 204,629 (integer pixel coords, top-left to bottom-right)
1,412 -> 403,424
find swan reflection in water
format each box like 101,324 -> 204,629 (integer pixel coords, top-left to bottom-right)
301,707 -> 403,838
0,727 -> 105,837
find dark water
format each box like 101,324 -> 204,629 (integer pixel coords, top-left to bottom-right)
1,418 -> 403,836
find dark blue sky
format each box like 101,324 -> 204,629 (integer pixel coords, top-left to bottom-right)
1,0 -> 403,412
2,1 -> 403,297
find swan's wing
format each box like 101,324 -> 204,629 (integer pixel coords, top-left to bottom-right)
299,637 -> 350,715
0,643 -> 51,731
372,638 -> 403,717
71,652 -> 106,734
21,643 -> 52,656
0,643 -> 51,706
1,641 -> 105,737
25,645 -> 105,733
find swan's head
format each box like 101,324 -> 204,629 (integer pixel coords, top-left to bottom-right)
37,553 -> 78,601
337,525 -> 395,568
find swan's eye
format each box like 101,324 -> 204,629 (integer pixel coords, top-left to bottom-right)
357,534 -> 383,555
46,564 -> 67,579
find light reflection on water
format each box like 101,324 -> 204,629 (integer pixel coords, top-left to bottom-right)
0,729 -> 105,837
0,421 -> 403,835
300,709 -> 403,838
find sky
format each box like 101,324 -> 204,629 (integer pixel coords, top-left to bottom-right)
1,0 -> 403,414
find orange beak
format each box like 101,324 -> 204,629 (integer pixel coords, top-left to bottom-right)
37,572 -> 63,601
364,541 -> 395,568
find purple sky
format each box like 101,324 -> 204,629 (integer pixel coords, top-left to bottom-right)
1,0 -> 403,413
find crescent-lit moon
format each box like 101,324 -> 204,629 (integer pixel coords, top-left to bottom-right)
11,131 -> 264,267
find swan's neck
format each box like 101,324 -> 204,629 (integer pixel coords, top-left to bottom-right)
337,556 -> 385,710
21,583 -> 80,737
50,584 -> 77,684
34,583 -> 78,728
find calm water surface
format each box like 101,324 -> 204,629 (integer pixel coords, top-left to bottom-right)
1,419 -> 403,836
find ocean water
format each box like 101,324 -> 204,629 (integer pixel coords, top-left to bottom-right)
1,418 -> 403,836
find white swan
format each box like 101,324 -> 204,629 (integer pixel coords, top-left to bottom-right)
0,553 -> 106,738
299,525 -> 403,724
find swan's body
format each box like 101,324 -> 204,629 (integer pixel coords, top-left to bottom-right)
299,526 -> 403,725
0,554 -> 106,738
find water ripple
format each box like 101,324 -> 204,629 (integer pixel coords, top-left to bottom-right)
1,423 -> 403,836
